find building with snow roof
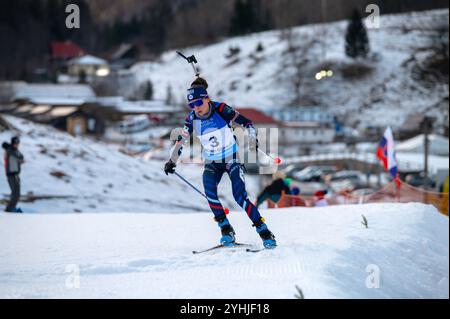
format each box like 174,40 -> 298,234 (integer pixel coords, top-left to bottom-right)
237,107 -> 335,155
67,55 -> 110,81
396,134 -> 449,156
10,83 -> 96,103
266,106 -> 334,123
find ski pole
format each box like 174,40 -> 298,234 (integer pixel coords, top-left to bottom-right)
176,51 -> 199,77
174,172 -> 207,199
174,172 -> 230,214
258,149 -> 282,165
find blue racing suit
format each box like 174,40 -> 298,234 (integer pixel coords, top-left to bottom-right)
171,101 -> 263,224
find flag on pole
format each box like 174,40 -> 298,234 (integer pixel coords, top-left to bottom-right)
376,126 -> 401,186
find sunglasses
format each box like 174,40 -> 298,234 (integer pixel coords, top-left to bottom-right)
188,99 -> 204,109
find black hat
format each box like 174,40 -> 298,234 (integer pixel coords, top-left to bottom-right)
11,136 -> 20,145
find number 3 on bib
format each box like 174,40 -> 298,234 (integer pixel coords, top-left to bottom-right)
209,136 -> 220,148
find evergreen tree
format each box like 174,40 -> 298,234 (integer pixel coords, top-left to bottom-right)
143,1 -> 173,52
256,42 -> 264,52
345,9 -> 370,59
229,0 -> 273,36
229,0 -> 255,35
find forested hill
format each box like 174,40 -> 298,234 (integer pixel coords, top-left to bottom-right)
0,0 -> 448,80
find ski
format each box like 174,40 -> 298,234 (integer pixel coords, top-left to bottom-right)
192,242 -> 252,254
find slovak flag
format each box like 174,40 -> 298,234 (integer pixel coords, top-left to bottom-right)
376,126 -> 401,186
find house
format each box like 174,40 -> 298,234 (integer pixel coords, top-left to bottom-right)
5,83 -> 105,136
11,83 -> 96,104
279,121 -> 335,146
266,106 -> 334,123
50,41 -> 85,81
67,55 -> 110,82
259,106 -> 336,153
94,97 -> 185,125
236,108 -> 279,127
234,107 -> 280,159
5,85 -> 185,138
233,107 -> 336,156
9,103 -> 105,137
266,105 -> 336,150
51,109 -> 105,136
84,97 -> 186,144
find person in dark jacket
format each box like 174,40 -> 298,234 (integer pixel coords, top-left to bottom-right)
2,136 -> 24,213
256,172 -> 292,208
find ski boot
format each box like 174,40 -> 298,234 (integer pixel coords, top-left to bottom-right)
254,218 -> 276,249
215,215 -> 236,246
5,207 -> 22,213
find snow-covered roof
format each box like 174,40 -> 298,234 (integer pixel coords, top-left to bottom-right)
281,121 -> 323,128
96,97 -> 183,113
28,97 -> 87,106
397,134 -> 449,156
69,55 -> 108,66
118,102 -> 183,113
12,84 -> 96,102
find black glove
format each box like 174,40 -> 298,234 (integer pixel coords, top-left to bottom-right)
164,160 -> 176,175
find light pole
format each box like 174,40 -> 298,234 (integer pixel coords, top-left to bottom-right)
421,116 -> 434,191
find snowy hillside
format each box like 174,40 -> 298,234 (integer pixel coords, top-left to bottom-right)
133,9 -> 449,131
0,115 -> 208,213
0,203 -> 447,298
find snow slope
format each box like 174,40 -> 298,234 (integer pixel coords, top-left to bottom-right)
133,9 -> 449,131
0,115 -> 207,213
0,203 -> 447,298
0,115 -> 263,213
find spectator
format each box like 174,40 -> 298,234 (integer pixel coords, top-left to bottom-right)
314,190 -> 328,207
256,171 -> 291,208
2,136 -> 24,213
